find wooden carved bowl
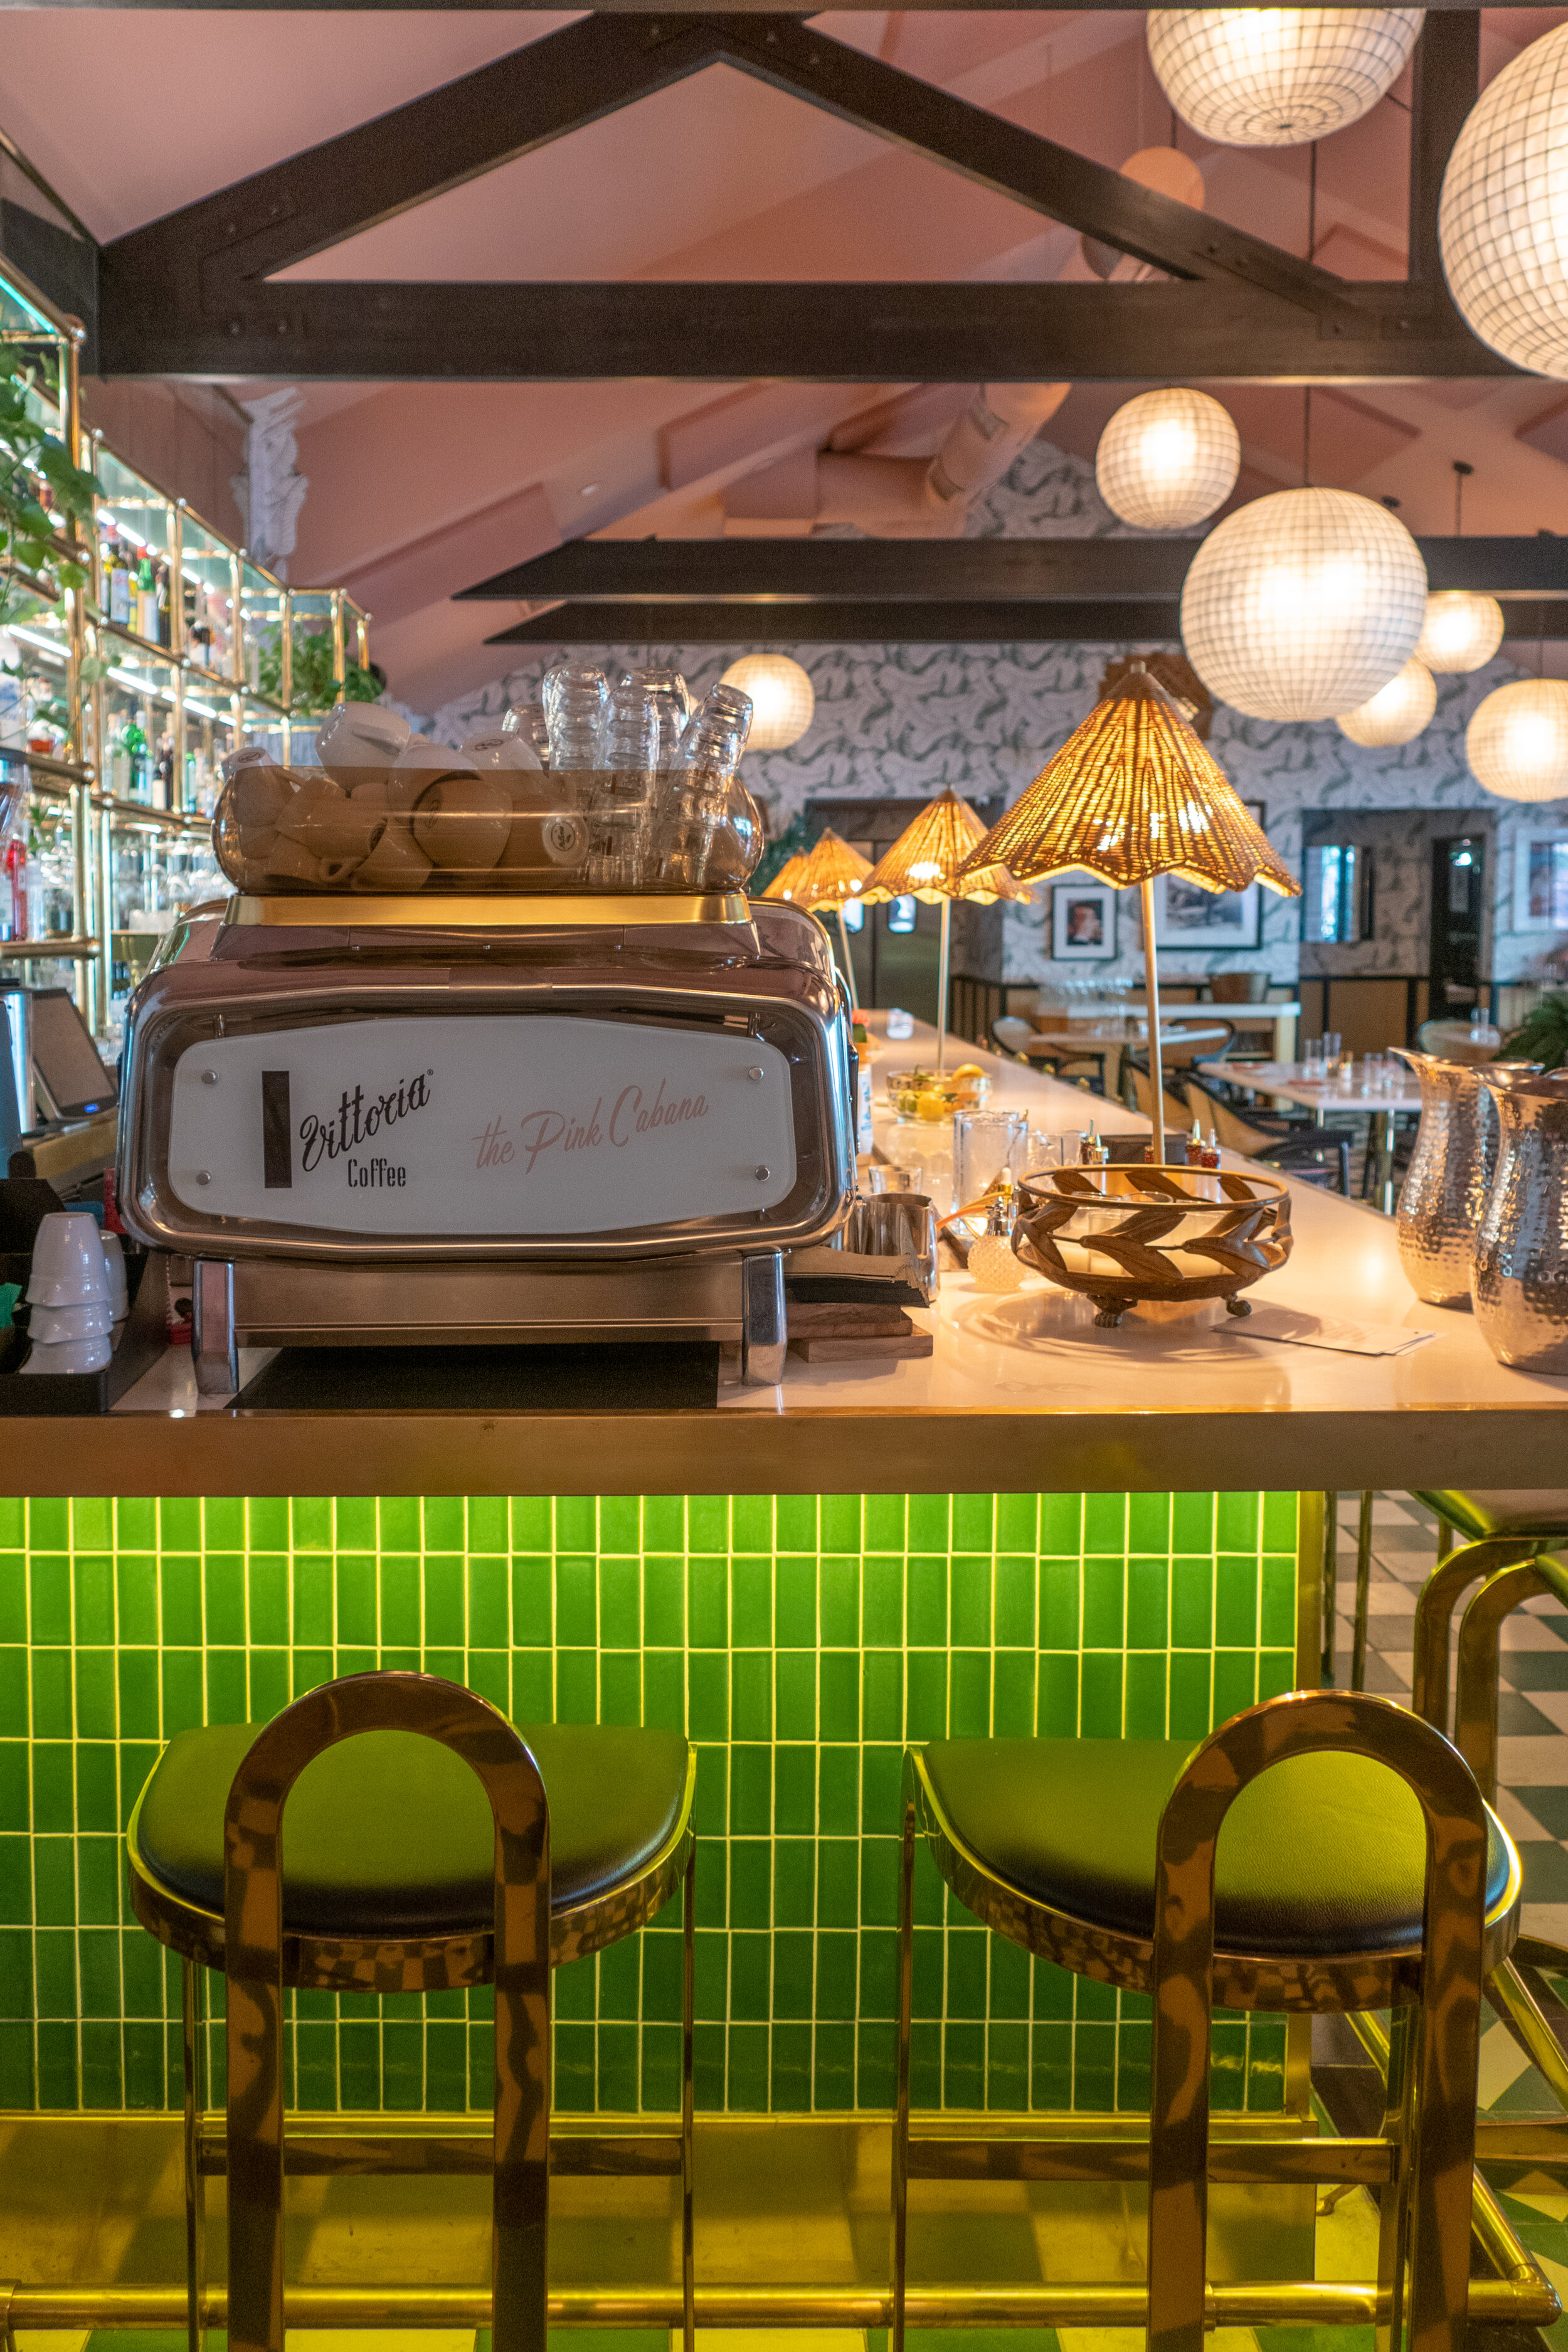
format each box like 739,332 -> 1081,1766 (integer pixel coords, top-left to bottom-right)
1013,1165 -> 1293,1330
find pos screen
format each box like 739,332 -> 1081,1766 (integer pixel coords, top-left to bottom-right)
31,988 -> 117,1119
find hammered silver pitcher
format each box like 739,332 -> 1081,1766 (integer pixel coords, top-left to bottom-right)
1472,1071 -> 1568,1375
1393,1049 -> 1499,1305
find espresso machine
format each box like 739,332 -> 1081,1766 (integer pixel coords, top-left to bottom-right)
116,890 -> 858,1394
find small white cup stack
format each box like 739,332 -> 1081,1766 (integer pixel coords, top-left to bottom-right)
21,1212 -> 115,1375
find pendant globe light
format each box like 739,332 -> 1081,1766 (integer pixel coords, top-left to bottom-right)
1095,389 -> 1241,531
1466,679 -> 1568,802
1180,486 -> 1428,722
719,655 -> 815,751
1148,8 -> 1424,147
1440,22 -> 1568,378
1335,657 -> 1436,748
1414,591 -> 1505,675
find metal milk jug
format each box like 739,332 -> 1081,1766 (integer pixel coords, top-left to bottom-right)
1393,1049 -> 1498,1306
1472,1071 -> 1568,1375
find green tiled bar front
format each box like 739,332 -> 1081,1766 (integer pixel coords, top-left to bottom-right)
0,1488 -> 1301,2119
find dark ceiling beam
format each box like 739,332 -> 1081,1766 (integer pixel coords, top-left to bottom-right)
97,275 -> 1502,383
463,534 -> 1568,605
705,16 -> 1343,307
98,14 -> 717,303
99,9 -> 1479,380
486,595 -> 1568,645
486,600 -> 1188,644
1408,13 -> 1480,292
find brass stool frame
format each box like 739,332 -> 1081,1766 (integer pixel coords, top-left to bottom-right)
126,1672 -> 697,2352
894,1689 -> 1518,2352
1412,1547 -> 1568,2186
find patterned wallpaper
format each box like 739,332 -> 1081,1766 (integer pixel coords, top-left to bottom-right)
432,440 -> 1567,991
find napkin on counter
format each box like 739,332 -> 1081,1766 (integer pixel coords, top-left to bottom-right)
1216,1305 -> 1437,1357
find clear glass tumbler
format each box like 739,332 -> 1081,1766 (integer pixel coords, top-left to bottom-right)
955,1108 -> 1029,1207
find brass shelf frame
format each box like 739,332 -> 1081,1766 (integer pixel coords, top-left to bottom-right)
0,255 -> 369,1035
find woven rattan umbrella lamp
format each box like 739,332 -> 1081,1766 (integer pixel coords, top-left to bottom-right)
787,827 -> 874,1009
760,852 -> 809,904
862,790 -> 1031,1073
957,665 -> 1299,1130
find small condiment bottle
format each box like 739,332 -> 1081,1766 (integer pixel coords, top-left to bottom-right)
1184,1120 -> 1205,1169
969,1177 -> 1025,1295
1199,1128 -> 1222,1172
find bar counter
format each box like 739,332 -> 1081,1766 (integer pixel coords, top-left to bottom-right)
3,1020 -> 1562,1496
0,1015 -> 1558,2280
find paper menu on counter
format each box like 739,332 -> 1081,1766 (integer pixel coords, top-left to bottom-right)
1216,1305 -> 1438,1357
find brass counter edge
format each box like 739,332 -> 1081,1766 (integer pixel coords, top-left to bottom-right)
0,1404 -> 1563,1495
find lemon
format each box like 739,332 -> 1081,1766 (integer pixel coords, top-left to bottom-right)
916,1091 -> 949,1121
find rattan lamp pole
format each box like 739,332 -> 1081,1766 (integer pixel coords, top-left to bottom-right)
1140,879 -> 1165,1134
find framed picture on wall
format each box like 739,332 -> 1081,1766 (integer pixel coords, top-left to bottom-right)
1245,800 -> 1266,831
1151,872 -> 1261,951
1051,877 -> 1118,960
1513,827 -> 1568,931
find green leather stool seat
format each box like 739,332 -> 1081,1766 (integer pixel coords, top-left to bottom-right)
134,1720 -> 689,1939
921,1737 -> 1512,1959
1413,1490 -> 1568,1544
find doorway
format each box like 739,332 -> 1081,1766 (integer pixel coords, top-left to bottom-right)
1431,835 -> 1487,1016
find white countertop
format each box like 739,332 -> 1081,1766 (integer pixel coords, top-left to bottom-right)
719,1013 -> 1567,1486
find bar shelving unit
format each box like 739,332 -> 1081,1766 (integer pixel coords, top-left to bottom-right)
0,255 -> 369,1042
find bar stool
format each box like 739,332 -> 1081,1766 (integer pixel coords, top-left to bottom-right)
893,1688 -> 1520,2352
125,1671 -> 696,2352
1406,1491 -> 1568,1733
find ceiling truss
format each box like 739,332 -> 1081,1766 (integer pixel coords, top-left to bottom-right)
88,10 -> 1505,383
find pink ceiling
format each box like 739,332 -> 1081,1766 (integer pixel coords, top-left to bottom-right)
4,6 -> 1568,706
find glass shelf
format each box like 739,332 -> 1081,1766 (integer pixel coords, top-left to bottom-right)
178,502 -> 237,682
95,443 -> 176,658
93,646 -> 179,811
239,556 -> 289,707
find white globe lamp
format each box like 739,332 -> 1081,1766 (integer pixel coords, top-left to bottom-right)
1095,389 -> 1241,531
1335,658 -> 1436,748
1414,590 -> 1505,675
1441,23 -> 1568,378
1148,8 -> 1424,148
1466,678 -> 1568,802
719,655 -> 815,751
1180,487 -> 1429,723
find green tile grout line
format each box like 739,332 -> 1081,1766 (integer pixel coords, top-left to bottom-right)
0,1490 -> 1298,2117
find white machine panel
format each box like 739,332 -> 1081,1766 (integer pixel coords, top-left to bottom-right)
167,1015 -> 798,1236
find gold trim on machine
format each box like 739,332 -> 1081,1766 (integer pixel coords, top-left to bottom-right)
223,893 -> 752,928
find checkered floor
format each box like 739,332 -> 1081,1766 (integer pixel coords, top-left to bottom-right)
1333,1492 -> 1568,1947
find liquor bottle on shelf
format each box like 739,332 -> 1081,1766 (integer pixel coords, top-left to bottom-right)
154,733 -> 174,810
155,563 -> 172,650
116,718 -> 148,803
106,534 -> 132,629
135,555 -> 156,642
3,830 -> 27,942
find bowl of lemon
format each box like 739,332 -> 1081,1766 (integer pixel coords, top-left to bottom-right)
885,1064 -> 992,1123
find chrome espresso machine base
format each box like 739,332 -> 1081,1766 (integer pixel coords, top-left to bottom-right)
119,893 -> 857,1395
186,1250 -> 788,1394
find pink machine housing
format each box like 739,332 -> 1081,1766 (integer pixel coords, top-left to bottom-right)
116,894 -> 858,1392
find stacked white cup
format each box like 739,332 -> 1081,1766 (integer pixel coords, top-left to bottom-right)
21,1212 -> 114,1374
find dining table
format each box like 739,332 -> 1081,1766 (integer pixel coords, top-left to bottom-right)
1199,1057 -> 1424,1214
